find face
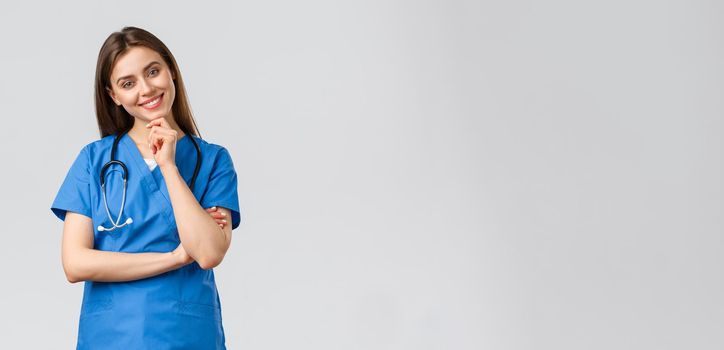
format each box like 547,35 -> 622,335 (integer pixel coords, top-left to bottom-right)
107,46 -> 176,123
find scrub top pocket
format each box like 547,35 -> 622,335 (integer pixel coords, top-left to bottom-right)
80,299 -> 113,318
176,300 -> 223,322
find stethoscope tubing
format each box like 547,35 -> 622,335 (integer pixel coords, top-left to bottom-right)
97,130 -> 201,232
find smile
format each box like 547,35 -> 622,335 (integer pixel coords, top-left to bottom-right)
140,93 -> 163,110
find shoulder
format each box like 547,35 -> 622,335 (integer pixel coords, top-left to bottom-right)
191,136 -> 234,160
79,134 -> 116,157
66,135 -> 114,164
190,136 -> 237,173
64,135 -> 125,174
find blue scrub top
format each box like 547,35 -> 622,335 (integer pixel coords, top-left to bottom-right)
51,133 -> 241,350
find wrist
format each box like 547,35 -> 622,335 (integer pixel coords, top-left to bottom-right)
159,163 -> 178,176
168,251 -> 184,268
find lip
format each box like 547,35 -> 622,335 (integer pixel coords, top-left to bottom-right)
139,93 -> 163,109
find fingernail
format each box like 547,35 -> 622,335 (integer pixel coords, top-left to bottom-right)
222,219 -> 227,223
221,212 -> 226,217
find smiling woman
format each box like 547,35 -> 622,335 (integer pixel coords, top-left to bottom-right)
110,53 -> 173,118
94,28 -> 197,143
50,26 -> 241,349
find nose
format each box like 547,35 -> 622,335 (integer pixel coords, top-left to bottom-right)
138,78 -> 154,97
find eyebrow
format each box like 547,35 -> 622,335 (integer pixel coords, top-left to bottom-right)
115,61 -> 162,84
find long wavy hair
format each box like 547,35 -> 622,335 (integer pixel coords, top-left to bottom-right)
94,26 -> 200,138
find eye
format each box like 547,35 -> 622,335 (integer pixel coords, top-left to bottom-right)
122,81 -> 134,89
148,67 -> 159,77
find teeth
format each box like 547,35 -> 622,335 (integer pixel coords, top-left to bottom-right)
143,96 -> 161,106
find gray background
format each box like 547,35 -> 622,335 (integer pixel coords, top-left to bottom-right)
1,0 -> 722,349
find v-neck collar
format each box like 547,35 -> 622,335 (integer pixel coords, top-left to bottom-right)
119,133 -> 189,181
118,133 -> 192,229
120,132 -> 190,166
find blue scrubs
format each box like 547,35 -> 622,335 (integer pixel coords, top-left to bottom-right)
51,133 -> 241,349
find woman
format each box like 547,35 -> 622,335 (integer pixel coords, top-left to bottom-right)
50,26 -> 240,349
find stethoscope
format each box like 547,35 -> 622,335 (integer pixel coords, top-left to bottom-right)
97,130 -> 201,232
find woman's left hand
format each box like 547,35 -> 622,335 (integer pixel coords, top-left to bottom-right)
206,207 -> 228,229
146,117 -> 178,169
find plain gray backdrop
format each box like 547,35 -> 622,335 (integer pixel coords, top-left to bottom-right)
1,0 -> 722,349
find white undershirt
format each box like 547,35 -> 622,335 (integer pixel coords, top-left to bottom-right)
143,158 -> 158,171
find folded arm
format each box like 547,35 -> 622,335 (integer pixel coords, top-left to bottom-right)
61,209 -> 228,283
160,164 -> 233,270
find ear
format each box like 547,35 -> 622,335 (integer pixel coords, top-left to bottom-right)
106,87 -> 121,106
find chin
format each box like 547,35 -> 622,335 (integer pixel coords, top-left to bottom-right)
138,108 -> 171,121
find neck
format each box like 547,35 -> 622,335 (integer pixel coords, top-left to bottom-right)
126,114 -> 185,148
